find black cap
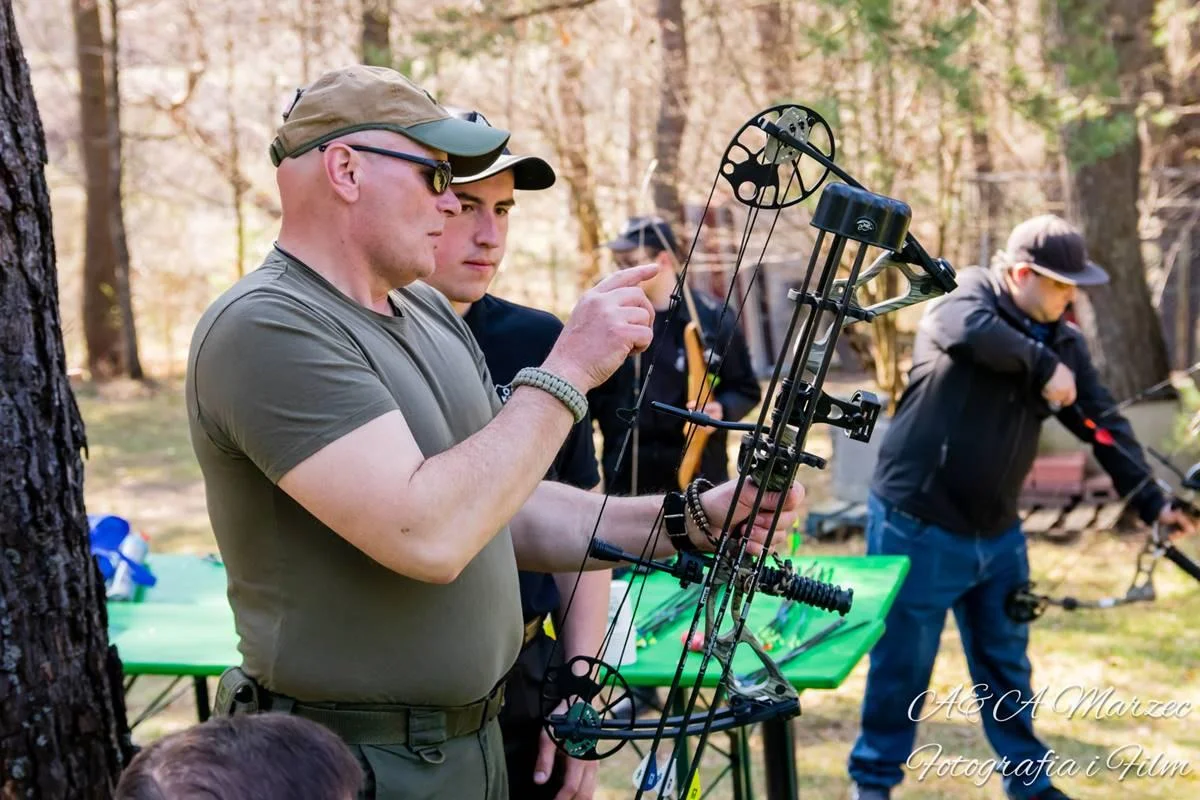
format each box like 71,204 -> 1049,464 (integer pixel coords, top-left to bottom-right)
603,216 -> 679,258
1005,215 -> 1109,286
443,107 -> 556,191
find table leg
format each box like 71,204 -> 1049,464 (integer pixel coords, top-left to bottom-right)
194,676 -> 211,722
728,727 -> 753,800
762,716 -> 799,800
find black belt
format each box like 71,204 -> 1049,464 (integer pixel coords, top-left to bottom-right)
263,683 -> 506,746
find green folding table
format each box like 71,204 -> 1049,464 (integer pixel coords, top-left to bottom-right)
608,555 -> 909,799
107,553 -> 909,799
106,553 -> 237,728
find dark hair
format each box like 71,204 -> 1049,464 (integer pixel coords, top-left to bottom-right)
115,713 -> 363,800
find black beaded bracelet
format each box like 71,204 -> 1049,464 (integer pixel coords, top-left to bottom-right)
684,478 -> 717,547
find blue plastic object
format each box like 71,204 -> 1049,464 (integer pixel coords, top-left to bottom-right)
88,514 -> 157,590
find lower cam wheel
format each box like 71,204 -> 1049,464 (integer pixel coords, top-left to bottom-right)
540,655 -> 634,760
1004,581 -> 1047,623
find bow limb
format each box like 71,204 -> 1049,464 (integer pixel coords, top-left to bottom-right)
801,247 -> 955,374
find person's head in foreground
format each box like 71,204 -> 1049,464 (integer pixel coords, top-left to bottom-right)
423,106 -> 557,313
268,65 -> 511,298
114,713 -> 362,800
995,214 -> 1109,323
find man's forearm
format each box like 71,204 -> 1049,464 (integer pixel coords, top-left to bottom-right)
552,569 -> 611,664
511,481 -> 675,573
403,386 -> 576,575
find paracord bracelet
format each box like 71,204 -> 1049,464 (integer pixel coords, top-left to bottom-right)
684,477 -> 717,547
508,367 -> 588,425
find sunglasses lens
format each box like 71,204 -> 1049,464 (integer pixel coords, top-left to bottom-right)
432,164 -> 451,194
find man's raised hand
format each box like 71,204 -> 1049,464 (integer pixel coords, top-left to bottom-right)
543,264 -> 658,392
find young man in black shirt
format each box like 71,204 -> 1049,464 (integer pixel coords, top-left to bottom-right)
423,107 -> 607,800
590,216 -> 763,496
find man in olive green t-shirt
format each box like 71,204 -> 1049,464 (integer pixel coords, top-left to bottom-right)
186,64 -> 804,800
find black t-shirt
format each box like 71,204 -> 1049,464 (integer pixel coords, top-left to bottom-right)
463,294 -> 601,619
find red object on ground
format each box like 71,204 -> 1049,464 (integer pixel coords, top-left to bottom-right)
1022,452 -> 1087,491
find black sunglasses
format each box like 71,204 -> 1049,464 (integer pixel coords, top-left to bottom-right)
317,143 -> 453,194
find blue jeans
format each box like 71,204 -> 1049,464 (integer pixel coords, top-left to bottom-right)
847,493 -> 1052,799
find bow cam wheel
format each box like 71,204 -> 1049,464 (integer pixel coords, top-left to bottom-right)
718,104 -> 835,210
540,655 -> 634,760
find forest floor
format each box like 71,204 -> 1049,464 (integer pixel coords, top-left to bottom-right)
77,377 -> 1200,800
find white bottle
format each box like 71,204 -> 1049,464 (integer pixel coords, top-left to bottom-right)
605,579 -> 639,666
107,532 -> 149,601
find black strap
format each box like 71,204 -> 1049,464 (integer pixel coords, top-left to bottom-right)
664,490 -> 697,552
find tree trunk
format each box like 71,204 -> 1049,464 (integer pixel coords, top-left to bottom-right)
225,0 -> 247,279
107,0 -> 143,379
1065,155 -> 1171,402
652,0 -> 688,230
74,0 -> 123,379
1054,0 -> 1172,402
969,120 -> 1002,266
861,52 -> 902,411
755,0 -> 787,103
1148,11 -> 1200,368
361,0 -> 392,67
555,47 -> 602,291
1,4 -> 132,795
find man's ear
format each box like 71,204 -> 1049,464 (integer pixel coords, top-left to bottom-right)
1009,263 -> 1035,285
323,145 -> 362,203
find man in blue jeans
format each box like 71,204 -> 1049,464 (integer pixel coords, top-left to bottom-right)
847,215 -> 1195,800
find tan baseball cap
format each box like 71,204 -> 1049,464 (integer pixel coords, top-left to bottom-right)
269,65 -> 510,178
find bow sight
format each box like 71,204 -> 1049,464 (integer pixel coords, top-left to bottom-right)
540,104 -> 958,797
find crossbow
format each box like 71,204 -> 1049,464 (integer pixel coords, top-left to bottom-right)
539,105 -> 958,797
1005,397 -> 1200,622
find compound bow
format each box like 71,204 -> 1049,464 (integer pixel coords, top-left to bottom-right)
540,104 -> 958,798
1005,395 -> 1200,622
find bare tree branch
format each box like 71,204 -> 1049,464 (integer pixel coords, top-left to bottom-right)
498,0 -> 599,25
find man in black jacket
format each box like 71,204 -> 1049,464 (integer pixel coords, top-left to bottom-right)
424,107 -> 607,800
847,215 -> 1195,800
590,216 -> 762,496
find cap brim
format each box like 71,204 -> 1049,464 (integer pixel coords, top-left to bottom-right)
602,235 -> 641,252
1028,259 -> 1110,287
403,116 -> 510,178
451,153 -> 556,190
